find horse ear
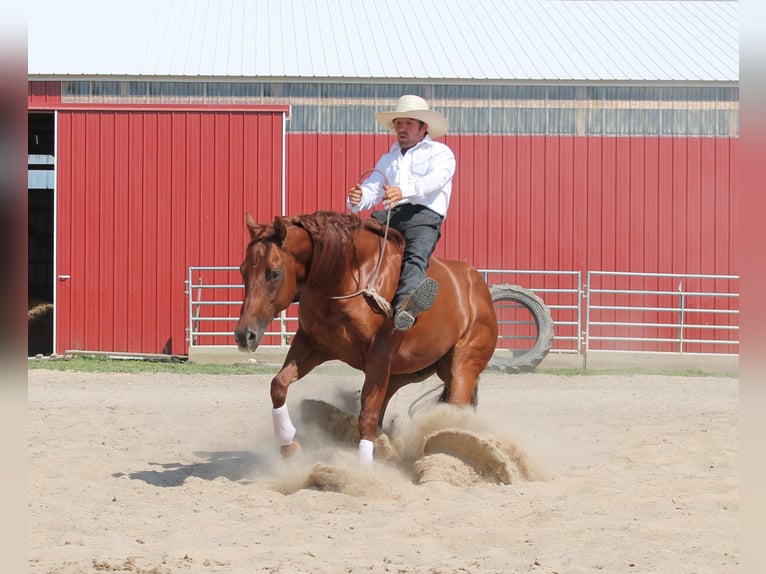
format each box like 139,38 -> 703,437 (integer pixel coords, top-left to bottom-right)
245,212 -> 259,238
273,216 -> 288,245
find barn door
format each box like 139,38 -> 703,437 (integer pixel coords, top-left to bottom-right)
54,107 -> 285,355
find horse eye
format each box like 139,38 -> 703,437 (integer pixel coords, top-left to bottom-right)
267,269 -> 281,282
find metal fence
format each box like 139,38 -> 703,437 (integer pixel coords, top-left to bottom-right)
479,269 -> 582,354
187,267 -> 739,360
584,271 -> 739,357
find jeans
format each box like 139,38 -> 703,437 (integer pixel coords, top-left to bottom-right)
372,204 -> 443,309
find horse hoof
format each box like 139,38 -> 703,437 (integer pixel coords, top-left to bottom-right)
280,440 -> 302,458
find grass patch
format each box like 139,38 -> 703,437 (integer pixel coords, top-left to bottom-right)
28,355 -> 278,375
29,355 -> 737,378
534,366 -> 738,378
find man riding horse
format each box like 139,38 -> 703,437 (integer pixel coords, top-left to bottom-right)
347,95 -> 455,331
235,95 -> 498,464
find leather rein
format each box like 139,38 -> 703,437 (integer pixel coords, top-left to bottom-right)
329,168 -> 393,317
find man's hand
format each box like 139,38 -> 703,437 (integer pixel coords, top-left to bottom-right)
383,184 -> 402,208
348,184 -> 362,206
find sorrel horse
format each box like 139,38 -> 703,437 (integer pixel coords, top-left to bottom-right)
234,210 -> 498,463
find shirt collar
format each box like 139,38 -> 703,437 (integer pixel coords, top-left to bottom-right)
395,134 -> 433,153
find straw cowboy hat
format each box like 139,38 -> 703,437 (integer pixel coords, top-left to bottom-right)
374,95 -> 450,139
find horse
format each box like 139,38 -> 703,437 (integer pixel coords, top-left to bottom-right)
234,210 -> 498,463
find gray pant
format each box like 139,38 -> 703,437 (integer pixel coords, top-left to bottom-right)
372,204 -> 443,309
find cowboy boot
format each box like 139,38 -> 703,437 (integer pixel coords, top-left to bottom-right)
393,278 -> 439,331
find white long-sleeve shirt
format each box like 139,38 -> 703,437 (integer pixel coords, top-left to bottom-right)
347,135 -> 456,218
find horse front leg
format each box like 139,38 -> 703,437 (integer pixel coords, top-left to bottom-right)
357,350 -> 393,464
270,329 -> 328,457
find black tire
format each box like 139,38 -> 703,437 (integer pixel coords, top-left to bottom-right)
487,284 -> 554,373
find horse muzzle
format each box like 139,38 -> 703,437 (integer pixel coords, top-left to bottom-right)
234,322 -> 265,352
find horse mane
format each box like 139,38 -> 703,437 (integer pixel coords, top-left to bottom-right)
290,211 -> 404,290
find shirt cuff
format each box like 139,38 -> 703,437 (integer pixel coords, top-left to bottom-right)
399,183 -> 417,199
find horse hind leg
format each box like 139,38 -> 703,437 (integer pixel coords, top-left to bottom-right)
435,347 -> 489,408
437,379 -> 479,407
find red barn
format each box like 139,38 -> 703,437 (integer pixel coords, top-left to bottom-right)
27,0 -> 739,360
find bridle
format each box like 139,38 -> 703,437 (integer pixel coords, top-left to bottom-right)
329,168 -> 394,317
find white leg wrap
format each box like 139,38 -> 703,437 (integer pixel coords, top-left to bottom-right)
272,404 -> 296,446
358,439 -> 374,465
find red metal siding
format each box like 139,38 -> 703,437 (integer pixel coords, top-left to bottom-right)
46,111 -> 738,355
285,133 -> 392,215
55,107 -> 285,354
284,132 -> 738,274
285,133 -> 738,353
27,81 -> 61,105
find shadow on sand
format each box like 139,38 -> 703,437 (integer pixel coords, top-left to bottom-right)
114,450 -> 265,487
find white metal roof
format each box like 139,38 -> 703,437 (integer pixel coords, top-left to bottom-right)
27,0 -> 739,83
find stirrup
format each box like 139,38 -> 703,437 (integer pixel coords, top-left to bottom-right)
393,309 -> 416,331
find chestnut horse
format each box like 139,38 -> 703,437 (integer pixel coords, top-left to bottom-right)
234,210 -> 498,463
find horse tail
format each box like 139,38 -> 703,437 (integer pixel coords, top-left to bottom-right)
408,383 -> 446,418
408,380 -> 480,419
407,369 -> 479,416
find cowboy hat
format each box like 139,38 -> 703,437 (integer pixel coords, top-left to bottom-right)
374,95 -> 450,139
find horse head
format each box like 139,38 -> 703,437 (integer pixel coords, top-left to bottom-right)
234,213 -> 299,352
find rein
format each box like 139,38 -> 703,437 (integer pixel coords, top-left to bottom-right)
329,168 -> 393,317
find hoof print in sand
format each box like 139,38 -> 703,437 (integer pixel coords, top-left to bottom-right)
417,428 -> 529,485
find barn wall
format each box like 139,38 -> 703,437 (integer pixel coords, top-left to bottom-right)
29,79 -> 739,356
286,132 -> 739,353
28,81 -> 61,105
53,107 -> 285,354
286,133 -> 738,276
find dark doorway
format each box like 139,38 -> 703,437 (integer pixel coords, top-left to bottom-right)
28,112 -> 55,356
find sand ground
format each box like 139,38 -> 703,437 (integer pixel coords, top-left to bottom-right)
28,368 -> 738,573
